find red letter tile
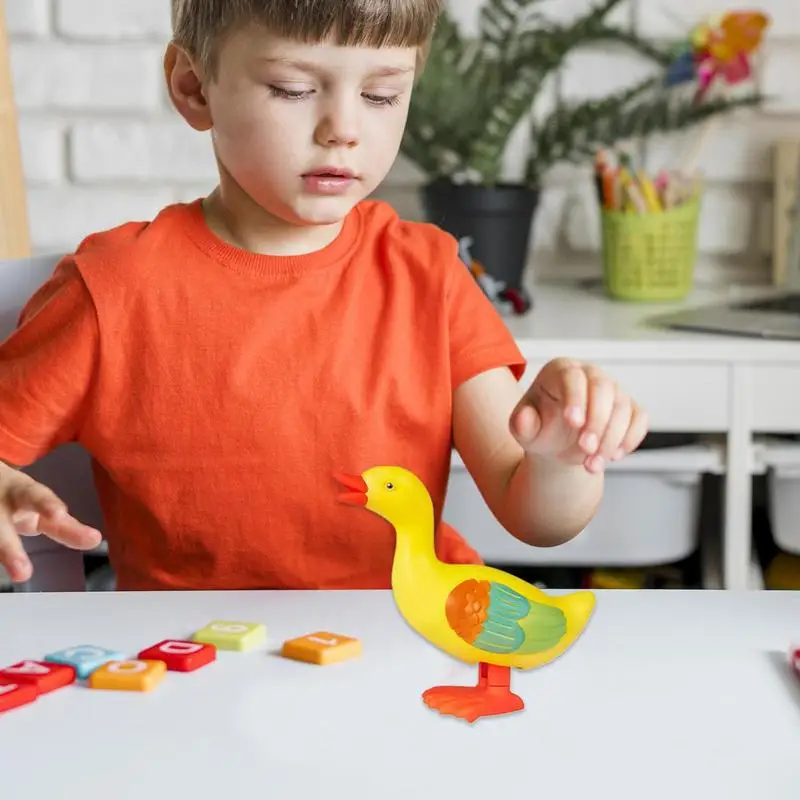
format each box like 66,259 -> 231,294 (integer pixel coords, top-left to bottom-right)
0,661 -> 76,694
138,639 -> 216,672
0,680 -> 37,713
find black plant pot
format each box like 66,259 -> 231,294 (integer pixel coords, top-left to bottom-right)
421,179 -> 540,291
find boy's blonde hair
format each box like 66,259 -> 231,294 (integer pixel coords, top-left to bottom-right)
171,0 -> 443,76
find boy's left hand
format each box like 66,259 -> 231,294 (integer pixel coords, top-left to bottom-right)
509,357 -> 648,474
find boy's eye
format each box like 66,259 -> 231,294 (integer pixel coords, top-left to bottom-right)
268,86 -> 312,101
363,93 -> 401,108
267,86 -> 401,107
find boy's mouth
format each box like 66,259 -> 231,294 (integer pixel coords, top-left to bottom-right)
302,167 -> 357,195
304,167 -> 355,179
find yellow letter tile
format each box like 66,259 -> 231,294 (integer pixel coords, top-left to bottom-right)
281,632 -> 361,665
88,660 -> 167,692
192,620 -> 266,652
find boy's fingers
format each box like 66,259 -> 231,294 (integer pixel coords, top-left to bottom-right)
579,371 -> 615,454
33,510 -> 102,550
11,509 -> 40,535
557,364 -> 588,426
619,404 -> 649,456
7,480 -> 66,517
0,513 -> 32,583
7,483 -> 102,550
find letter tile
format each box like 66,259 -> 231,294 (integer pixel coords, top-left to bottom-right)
281,632 -> 361,665
138,640 -> 216,672
43,645 -> 126,680
192,621 -> 266,652
0,661 -> 76,693
0,680 -> 38,713
88,660 -> 167,692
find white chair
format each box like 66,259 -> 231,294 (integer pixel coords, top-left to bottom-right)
0,254 -> 109,591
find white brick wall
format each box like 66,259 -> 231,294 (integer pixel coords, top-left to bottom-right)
7,0 -> 800,284
55,0 -> 171,39
69,122 -> 218,183
6,0 -> 50,37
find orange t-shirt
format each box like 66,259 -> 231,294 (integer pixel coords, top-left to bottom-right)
0,198 -> 526,590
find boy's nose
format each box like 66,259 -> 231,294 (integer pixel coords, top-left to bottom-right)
315,111 -> 359,149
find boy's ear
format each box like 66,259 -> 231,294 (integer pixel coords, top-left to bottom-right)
164,42 -> 212,131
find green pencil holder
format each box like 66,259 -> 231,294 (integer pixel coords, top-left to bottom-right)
600,196 -> 701,301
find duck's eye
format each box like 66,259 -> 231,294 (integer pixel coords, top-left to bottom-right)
385,481 -> 395,490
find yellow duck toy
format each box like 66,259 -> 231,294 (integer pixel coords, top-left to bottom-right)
335,465 -> 596,724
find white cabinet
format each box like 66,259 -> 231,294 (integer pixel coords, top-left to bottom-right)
759,438 -> 800,556
445,444 -> 724,566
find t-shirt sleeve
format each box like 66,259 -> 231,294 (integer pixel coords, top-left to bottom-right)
0,256 -> 98,466
445,247 -> 527,390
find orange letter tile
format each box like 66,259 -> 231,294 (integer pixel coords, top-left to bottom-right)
88,660 -> 167,692
281,632 -> 361,665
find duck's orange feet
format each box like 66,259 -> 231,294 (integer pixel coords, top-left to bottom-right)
422,663 -> 524,723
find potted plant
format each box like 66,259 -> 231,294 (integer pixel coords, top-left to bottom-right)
401,0 -> 764,309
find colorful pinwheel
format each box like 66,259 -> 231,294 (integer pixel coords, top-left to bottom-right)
665,10 -> 769,103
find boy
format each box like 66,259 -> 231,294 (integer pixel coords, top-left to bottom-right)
0,0 -> 647,590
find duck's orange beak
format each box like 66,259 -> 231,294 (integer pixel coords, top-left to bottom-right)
334,471 -> 368,506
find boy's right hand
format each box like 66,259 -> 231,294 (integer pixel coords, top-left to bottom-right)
0,463 -> 103,584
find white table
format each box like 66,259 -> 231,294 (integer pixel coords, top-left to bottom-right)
1,589 -> 800,798
508,280 -> 800,590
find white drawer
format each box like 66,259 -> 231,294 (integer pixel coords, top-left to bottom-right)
760,438 -> 800,556
444,444 -> 722,567
750,366 -> 800,431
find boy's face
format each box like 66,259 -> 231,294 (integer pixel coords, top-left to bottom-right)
176,25 -> 418,229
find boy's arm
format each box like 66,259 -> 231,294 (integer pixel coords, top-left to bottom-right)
0,256 -> 103,581
0,256 -> 98,465
453,359 -> 648,547
441,236 -> 647,548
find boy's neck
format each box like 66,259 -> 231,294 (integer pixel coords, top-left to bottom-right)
201,179 -> 345,258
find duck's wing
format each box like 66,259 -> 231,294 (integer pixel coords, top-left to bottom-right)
445,578 -> 567,655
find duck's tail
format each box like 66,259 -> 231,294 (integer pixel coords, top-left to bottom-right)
511,590 -> 595,656
554,589 -> 596,640
556,589 -> 596,625
513,589 -> 596,657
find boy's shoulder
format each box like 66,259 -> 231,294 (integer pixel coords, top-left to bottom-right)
59,201 -> 214,308
70,202 -> 191,268
357,198 -> 459,257
356,198 -> 464,285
